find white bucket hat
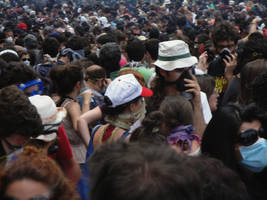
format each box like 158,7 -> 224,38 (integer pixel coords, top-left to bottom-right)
104,74 -> 153,108
29,95 -> 66,142
154,40 -> 198,71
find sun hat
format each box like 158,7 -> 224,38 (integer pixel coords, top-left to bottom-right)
104,74 -> 153,108
29,95 -> 66,142
154,40 -> 198,71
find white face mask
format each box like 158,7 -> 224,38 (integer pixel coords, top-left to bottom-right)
23,60 -> 30,66
5,37 -> 13,43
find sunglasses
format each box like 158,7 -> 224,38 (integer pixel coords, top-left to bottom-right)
237,129 -> 260,146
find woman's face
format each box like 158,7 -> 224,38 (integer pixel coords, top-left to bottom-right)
208,89 -> 219,112
4,179 -> 50,200
131,97 -> 144,113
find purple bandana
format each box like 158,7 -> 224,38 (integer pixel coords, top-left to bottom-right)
167,125 -> 200,152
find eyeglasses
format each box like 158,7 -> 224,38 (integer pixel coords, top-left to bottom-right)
22,58 -> 30,61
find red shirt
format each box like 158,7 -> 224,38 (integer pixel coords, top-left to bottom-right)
49,126 -> 73,160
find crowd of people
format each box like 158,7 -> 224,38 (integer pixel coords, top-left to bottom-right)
1,0 -> 267,199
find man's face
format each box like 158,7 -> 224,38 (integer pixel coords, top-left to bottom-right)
215,40 -> 236,54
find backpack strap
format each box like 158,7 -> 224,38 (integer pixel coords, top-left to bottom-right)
120,131 -> 132,140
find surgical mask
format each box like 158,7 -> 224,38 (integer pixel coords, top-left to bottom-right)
23,60 -> 30,66
5,37 -> 13,43
239,138 -> 267,172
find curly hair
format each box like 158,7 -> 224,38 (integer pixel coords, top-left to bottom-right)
0,146 -> 79,200
212,21 -> 239,47
0,85 -> 43,138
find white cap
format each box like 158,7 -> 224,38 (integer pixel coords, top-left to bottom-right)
104,74 -> 153,108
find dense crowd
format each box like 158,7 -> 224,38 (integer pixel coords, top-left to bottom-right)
1,0 -> 267,199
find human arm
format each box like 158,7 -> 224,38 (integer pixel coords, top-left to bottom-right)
241,17 -> 261,43
196,51 -> 209,74
81,90 -> 92,114
67,102 -> 90,147
78,106 -> 103,144
184,74 -> 206,137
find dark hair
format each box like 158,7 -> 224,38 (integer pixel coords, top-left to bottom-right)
130,111 -> 166,144
66,36 -> 85,50
145,39 -> 159,61
126,39 -> 145,61
49,64 -> 83,97
248,32 -> 264,41
0,146 -> 79,200
42,37 -> 60,57
85,65 -> 106,82
212,21 -> 239,46
102,96 -> 140,116
252,72 -> 267,112
89,142 -> 201,200
96,33 -> 116,45
0,58 -> 9,89
0,85 -> 43,138
0,49 -> 20,63
187,156 -> 249,200
201,104 -> 242,171
196,75 -> 215,99
160,95 -> 193,130
236,39 -> 267,75
4,62 -> 39,87
149,27 -> 160,39
99,42 -> 121,77
239,59 -> 267,105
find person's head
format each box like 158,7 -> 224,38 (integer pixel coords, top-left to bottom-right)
239,59 -> 267,105
29,95 -> 67,142
145,38 -> 159,63
153,40 -> 197,83
4,62 -> 42,97
201,104 -> 243,171
147,40 -> 197,113
85,65 -> 107,93
197,75 -> 219,112
0,49 -> 20,63
160,95 -> 193,132
89,142 -> 201,200
42,37 -> 60,58
96,33 -> 116,48
212,21 -> 239,54
18,50 -> 31,66
24,34 -> 38,50
126,39 -> 146,62
99,42 -> 121,77
0,86 -> 43,154
0,146 -> 78,200
187,156 -> 249,200
252,72 -> 267,112
49,64 -> 84,97
102,74 -> 153,120
66,36 -> 85,51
